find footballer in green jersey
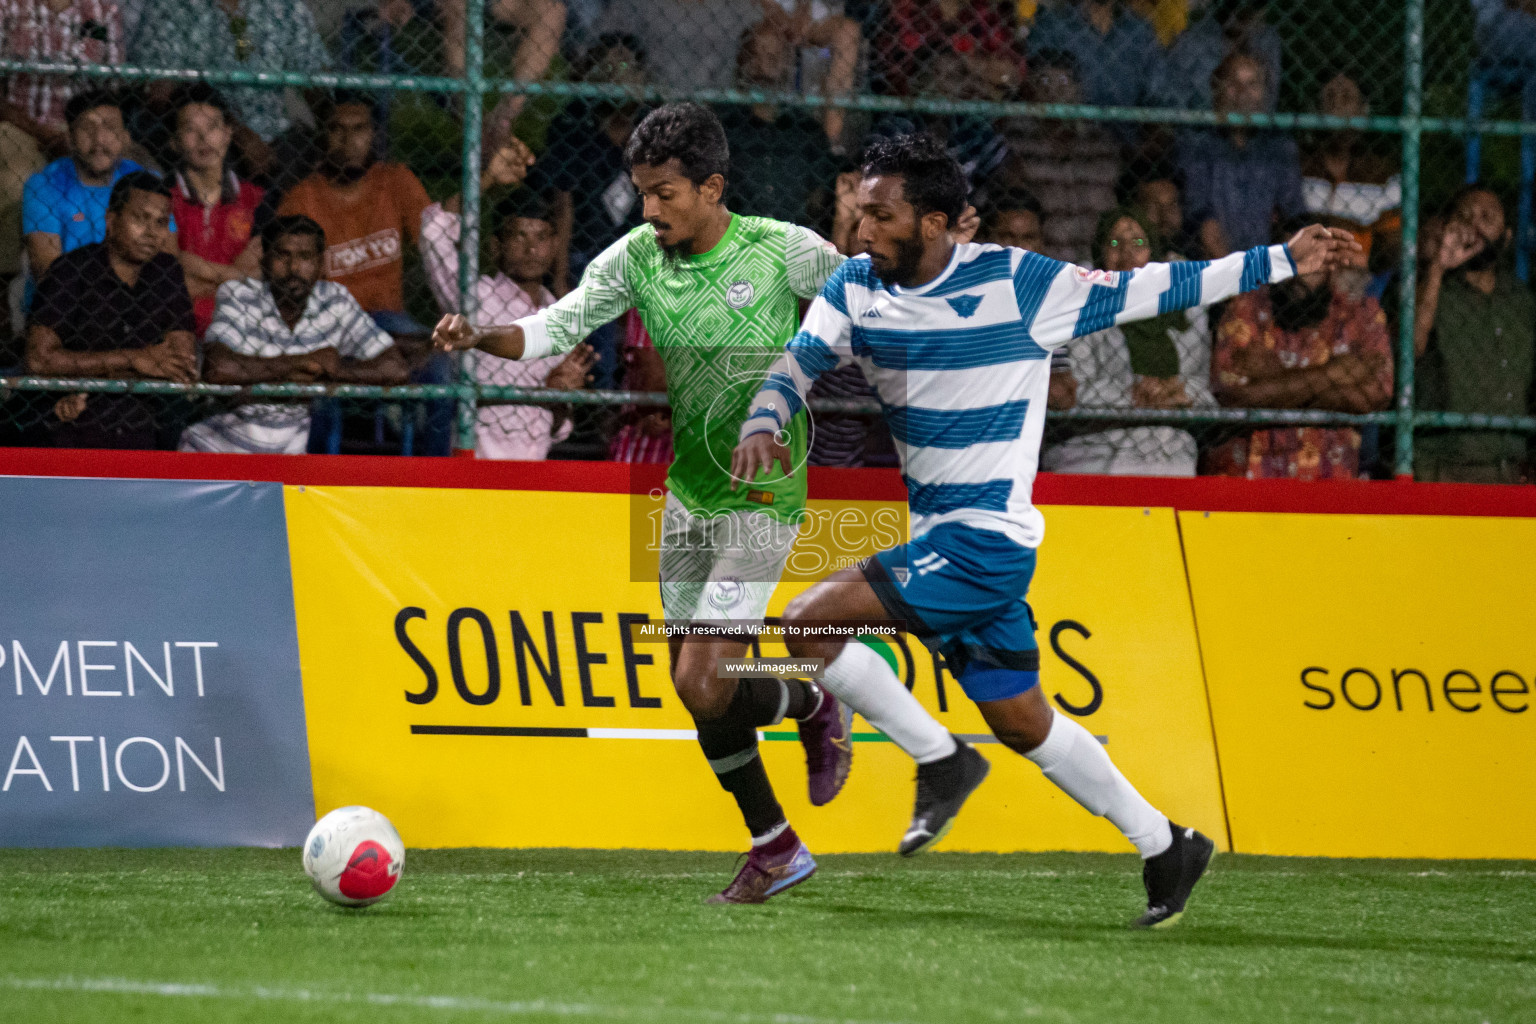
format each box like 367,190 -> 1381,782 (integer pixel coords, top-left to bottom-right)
433,104 -> 965,903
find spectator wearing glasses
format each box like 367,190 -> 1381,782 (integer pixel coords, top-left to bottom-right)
179,214 -> 408,454
168,84 -> 268,337
421,143 -> 596,460
26,171 -> 194,448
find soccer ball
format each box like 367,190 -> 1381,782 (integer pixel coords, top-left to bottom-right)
302,805 -> 405,907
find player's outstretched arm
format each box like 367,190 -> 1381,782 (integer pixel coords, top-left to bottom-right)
432,313 -> 526,360
1027,225 -> 1364,349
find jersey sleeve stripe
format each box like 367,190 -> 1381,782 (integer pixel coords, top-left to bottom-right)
884,399 -> 1031,449
1158,260 -> 1209,314
822,272 -> 850,316
1011,250 -> 1062,334
786,331 -> 840,378
1239,246 -> 1271,292
760,371 -> 805,418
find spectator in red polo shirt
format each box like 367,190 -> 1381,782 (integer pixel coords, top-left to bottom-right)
168,84 -> 268,337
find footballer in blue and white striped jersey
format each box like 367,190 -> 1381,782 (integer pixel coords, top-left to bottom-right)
733,132 -> 1363,926
740,238 -> 1299,549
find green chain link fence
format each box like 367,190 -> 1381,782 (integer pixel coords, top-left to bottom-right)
0,0 -> 1533,478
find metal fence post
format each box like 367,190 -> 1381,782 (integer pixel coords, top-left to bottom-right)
1394,0 -> 1425,479
454,0 -> 486,455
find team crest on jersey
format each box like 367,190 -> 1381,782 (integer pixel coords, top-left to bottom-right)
725,280 -> 755,308
945,294 -> 983,318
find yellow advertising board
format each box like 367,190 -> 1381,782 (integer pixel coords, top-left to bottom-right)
285,485 -> 1226,854
1180,510 -> 1536,859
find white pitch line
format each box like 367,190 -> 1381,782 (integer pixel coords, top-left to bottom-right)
1,976 -> 919,1024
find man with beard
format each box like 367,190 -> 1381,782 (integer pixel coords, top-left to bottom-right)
1209,218 -> 1393,479
1406,185 -> 1535,483
278,91 -> 439,452
731,132 -> 1364,927
179,214 -> 408,454
433,104 -> 982,904
26,171 -> 194,449
277,92 -> 430,334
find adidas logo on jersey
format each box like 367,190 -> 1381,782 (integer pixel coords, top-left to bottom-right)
862,307 -> 882,318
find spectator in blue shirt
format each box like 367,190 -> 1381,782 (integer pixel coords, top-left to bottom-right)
1154,0 -> 1282,112
1177,50 -> 1302,257
21,89 -> 172,280
1027,0 -> 1163,110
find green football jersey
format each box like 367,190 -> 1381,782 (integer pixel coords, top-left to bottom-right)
518,214 -> 846,523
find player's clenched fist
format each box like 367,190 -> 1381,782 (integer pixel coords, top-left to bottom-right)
729,430 -> 793,490
432,313 -> 478,352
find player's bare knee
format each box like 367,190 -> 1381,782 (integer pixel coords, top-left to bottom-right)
672,669 -> 732,720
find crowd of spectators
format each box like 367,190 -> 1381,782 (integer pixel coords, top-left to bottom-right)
0,0 -> 1532,483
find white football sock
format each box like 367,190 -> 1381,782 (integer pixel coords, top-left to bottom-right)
1024,711 -> 1172,859
820,642 -> 957,765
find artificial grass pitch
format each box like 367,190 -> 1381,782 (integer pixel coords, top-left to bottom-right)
0,848 -> 1530,1023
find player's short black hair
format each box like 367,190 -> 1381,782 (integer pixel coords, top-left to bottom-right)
263,213 -> 326,253
171,82 -> 234,124
861,132 -> 968,228
64,88 -> 121,128
494,188 -> 555,237
623,102 -> 729,188
107,170 -> 171,213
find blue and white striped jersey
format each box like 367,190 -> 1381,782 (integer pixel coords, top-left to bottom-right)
742,241 -> 1297,548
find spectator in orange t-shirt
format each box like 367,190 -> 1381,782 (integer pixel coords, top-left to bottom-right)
169,84 -> 267,337
277,91 -> 430,336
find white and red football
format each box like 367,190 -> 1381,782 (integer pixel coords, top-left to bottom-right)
302,805 -> 405,907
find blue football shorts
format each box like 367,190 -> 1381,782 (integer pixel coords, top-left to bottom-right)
860,521 -> 1040,703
